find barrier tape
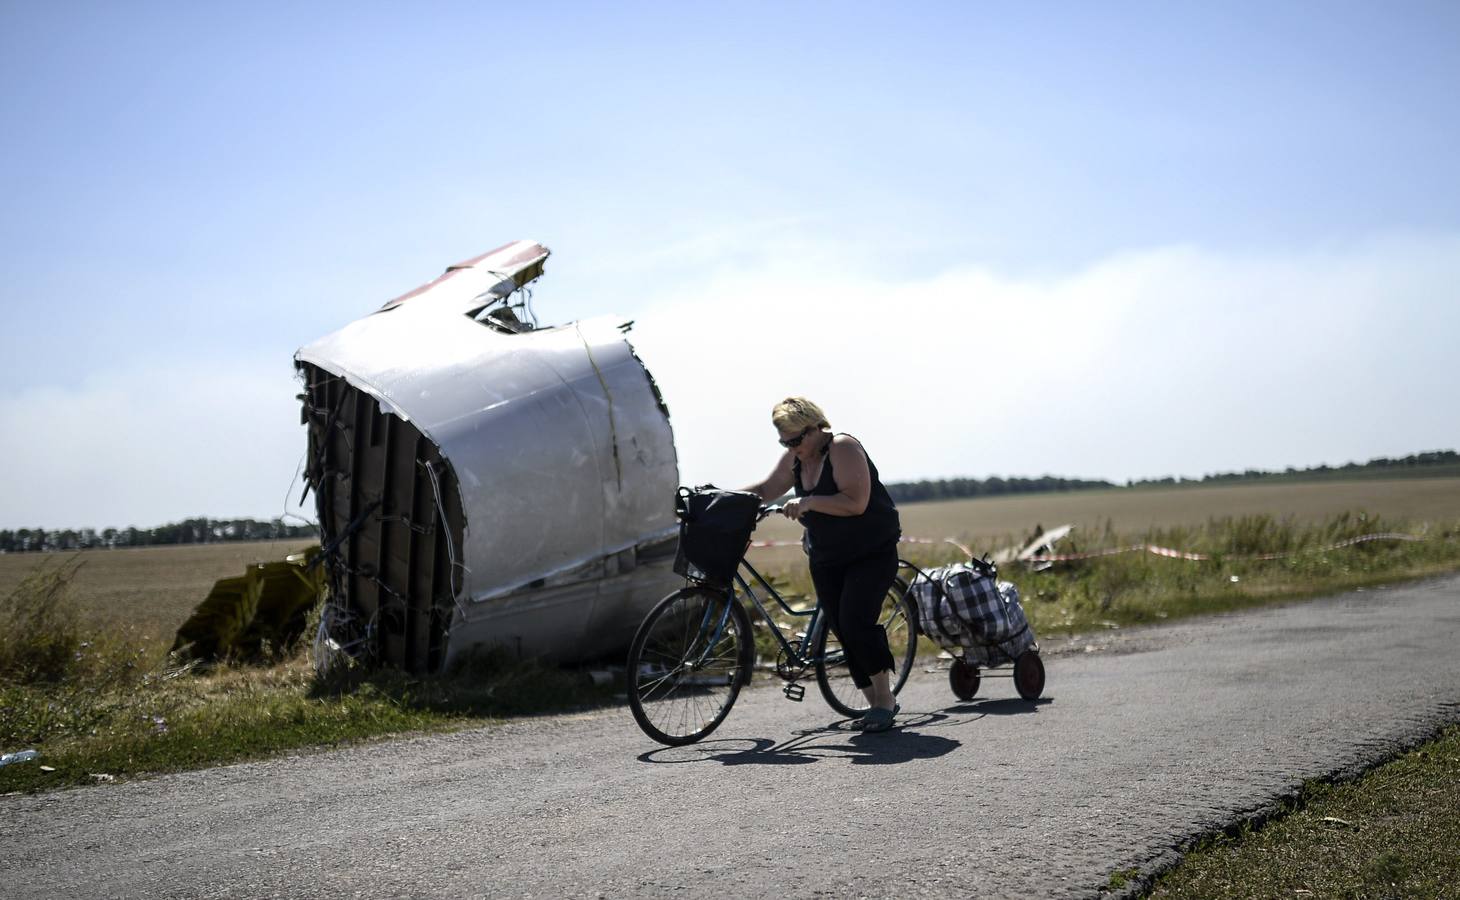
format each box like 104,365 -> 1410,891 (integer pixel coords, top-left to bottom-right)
1028,532 -> 1425,563
749,535 -> 974,556
749,532 -> 1424,564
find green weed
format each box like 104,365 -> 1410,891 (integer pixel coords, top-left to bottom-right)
1,613 -> 620,793
1146,725 -> 1460,898
1106,867 -> 1141,891
935,512 -> 1460,638
0,557 -> 86,683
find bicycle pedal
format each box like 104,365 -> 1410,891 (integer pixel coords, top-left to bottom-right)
782,683 -> 805,702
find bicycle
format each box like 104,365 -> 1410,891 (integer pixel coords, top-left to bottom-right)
626,504 -> 919,746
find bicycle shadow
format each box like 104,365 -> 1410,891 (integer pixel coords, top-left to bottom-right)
637,713 -> 967,767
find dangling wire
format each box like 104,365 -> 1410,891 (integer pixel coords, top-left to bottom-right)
467,270 -> 540,332
421,458 -> 471,626
519,284 -> 538,328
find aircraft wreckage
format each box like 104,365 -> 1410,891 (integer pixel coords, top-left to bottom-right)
294,241 -> 682,673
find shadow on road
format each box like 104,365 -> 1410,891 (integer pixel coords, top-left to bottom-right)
942,697 -> 1054,716
637,714 -> 967,766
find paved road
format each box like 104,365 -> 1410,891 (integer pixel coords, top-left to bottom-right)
4,576 -> 1459,899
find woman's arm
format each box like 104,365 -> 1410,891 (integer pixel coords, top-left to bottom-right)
743,450 -> 796,502
786,435 -> 871,518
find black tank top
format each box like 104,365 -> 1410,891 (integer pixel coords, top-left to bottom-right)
792,434 -> 901,566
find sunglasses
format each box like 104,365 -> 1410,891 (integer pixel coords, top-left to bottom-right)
778,427 -> 813,449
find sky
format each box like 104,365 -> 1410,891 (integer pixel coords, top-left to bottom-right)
2,1 -> 1457,530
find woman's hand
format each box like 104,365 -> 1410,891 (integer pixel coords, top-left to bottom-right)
781,497 -> 810,521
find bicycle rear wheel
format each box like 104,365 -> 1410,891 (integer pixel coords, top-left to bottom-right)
814,575 -> 918,718
627,587 -> 751,746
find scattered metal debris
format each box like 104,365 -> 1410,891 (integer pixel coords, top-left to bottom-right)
171,547 -> 324,665
991,523 -> 1077,569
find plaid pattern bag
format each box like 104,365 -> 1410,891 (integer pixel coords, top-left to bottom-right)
909,561 -> 1037,666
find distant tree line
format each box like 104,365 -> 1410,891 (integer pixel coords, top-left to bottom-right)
885,475 -> 1115,504
1126,449 -> 1459,488
0,518 -> 318,553
882,450 -> 1458,502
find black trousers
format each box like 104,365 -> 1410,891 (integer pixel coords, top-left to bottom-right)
809,546 -> 899,690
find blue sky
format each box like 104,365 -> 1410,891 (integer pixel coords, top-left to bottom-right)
2,1 -> 1457,529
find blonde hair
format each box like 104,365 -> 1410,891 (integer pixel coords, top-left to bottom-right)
771,397 -> 830,433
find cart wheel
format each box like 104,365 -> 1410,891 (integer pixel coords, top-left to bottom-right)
949,658 -> 981,701
1014,651 -> 1045,701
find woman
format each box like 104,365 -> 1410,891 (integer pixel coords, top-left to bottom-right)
744,397 -> 903,732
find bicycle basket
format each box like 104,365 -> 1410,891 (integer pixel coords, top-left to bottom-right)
672,485 -> 762,588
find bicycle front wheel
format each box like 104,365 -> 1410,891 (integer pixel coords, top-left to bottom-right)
814,575 -> 918,718
627,587 -> 752,746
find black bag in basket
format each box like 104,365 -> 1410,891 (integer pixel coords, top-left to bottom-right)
672,485 -> 762,588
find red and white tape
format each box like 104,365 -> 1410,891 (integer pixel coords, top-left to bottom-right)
749,535 -> 974,555
1014,532 -> 1424,563
749,532 -> 1423,564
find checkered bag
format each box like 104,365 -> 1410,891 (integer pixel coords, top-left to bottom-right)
909,559 -> 1036,666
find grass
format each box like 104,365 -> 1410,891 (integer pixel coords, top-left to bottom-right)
0,639 -> 621,793
1139,724 -> 1460,898
0,551 -> 619,793
1006,511 -> 1460,637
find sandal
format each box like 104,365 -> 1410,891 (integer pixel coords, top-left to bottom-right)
860,705 -> 897,733
852,702 -> 899,730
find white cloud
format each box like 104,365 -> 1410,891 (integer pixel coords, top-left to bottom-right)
0,360 -> 309,530
627,233 -> 1460,488
4,233 -> 1456,529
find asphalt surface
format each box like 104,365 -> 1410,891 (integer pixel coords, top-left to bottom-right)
4,575 -> 1459,899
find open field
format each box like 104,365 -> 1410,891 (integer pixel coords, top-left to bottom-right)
750,476 -> 1460,572
2,477 -> 1458,648
0,539 -> 318,648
